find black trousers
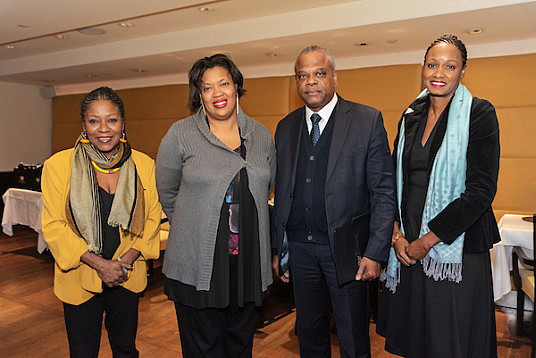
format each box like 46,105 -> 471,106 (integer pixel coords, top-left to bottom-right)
174,302 -> 257,358
63,286 -> 140,358
289,241 -> 370,358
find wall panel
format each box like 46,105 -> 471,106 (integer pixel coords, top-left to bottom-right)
496,107 -> 536,158
464,54 -> 536,109
495,158 -> 536,213
51,53 -> 536,216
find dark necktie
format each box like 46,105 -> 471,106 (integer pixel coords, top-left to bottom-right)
310,113 -> 322,146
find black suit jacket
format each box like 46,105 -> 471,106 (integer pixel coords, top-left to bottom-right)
272,96 -> 396,270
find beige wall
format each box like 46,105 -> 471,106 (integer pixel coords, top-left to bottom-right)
51,53 -> 536,217
0,81 -> 51,171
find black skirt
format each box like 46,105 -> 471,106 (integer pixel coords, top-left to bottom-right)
377,251 -> 497,358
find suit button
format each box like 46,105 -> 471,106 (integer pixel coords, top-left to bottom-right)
307,235 -> 313,241
309,155 -> 315,161
306,178 -> 312,183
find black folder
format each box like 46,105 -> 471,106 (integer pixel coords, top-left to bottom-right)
333,212 -> 370,286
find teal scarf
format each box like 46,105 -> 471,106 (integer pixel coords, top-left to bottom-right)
382,84 -> 472,293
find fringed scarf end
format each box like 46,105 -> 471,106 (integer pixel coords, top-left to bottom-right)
421,255 -> 463,283
380,266 -> 401,293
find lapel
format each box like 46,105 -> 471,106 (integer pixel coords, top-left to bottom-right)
401,96 -> 451,174
289,107 -> 305,185
326,97 -> 351,184
402,97 -> 426,172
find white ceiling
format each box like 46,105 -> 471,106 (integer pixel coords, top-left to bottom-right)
1,0 -> 535,94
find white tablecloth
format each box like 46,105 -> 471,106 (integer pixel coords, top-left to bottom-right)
491,214 -> 533,302
1,188 -> 47,253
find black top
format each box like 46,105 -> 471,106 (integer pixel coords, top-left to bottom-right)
404,109 -> 445,241
98,186 -> 120,260
165,141 -> 263,308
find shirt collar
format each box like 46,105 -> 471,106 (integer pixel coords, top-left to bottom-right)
305,93 -> 338,124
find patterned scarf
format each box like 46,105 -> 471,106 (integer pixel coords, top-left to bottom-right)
67,137 -> 145,254
382,84 -> 472,293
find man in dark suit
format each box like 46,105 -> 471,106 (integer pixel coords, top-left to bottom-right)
272,45 -> 395,358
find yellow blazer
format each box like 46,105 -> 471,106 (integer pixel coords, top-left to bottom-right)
41,148 -> 161,305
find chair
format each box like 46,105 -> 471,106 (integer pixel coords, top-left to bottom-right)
511,213 -> 535,355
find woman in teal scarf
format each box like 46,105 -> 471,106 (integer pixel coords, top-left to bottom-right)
377,34 -> 500,357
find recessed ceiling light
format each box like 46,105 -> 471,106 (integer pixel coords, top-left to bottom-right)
199,7 -> 210,12
467,28 -> 483,35
55,34 -> 68,40
118,22 -> 132,28
355,42 -> 368,47
17,24 -> 30,28
266,52 -> 279,57
78,27 -> 106,35
386,39 -> 398,44
83,74 -> 99,78
4,44 -> 16,49
132,68 -> 146,73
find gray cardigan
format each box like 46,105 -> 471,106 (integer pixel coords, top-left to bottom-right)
156,108 -> 276,291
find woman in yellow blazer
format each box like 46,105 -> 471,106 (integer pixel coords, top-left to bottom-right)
41,87 -> 161,357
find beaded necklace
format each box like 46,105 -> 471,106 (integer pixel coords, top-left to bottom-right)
91,161 -> 120,174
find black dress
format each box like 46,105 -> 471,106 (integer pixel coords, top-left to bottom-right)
164,141 -> 263,309
376,99 -> 497,358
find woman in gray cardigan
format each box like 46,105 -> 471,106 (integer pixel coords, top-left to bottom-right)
156,54 -> 276,358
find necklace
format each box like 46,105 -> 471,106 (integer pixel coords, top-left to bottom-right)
91,161 -> 120,174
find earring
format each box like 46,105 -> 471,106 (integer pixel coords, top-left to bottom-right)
80,131 -> 90,144
119,131 -> 127,143
236,93 -> 239,115
200,95 -> 207,117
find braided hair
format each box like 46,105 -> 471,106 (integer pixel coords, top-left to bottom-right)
80,87 -> 125,121
424,34 -> 467,68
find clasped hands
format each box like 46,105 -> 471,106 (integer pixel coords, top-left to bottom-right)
96,258 -> 133,287
81,251 -> 135,288
393,231 -> 441,266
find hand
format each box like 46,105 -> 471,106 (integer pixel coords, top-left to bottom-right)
355,257 -> 380,281
81,252 -> 131,287
95,259 -> 131,287
272,256 -> 290,283
393,237 -> 416,266
406,231 -> 441,261
117,248 -> 140,267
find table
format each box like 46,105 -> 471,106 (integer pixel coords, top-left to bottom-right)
492,214 -> 533,302
1,188 -> 47,253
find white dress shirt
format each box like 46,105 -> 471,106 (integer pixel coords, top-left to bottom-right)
305,93 -> 338,136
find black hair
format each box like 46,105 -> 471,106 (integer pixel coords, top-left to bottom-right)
80,86 -> 125,121
424,34 -> 467,68
187,54 -> 245,112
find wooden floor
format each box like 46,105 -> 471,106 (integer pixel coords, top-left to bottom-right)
0,227 -> 532,357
